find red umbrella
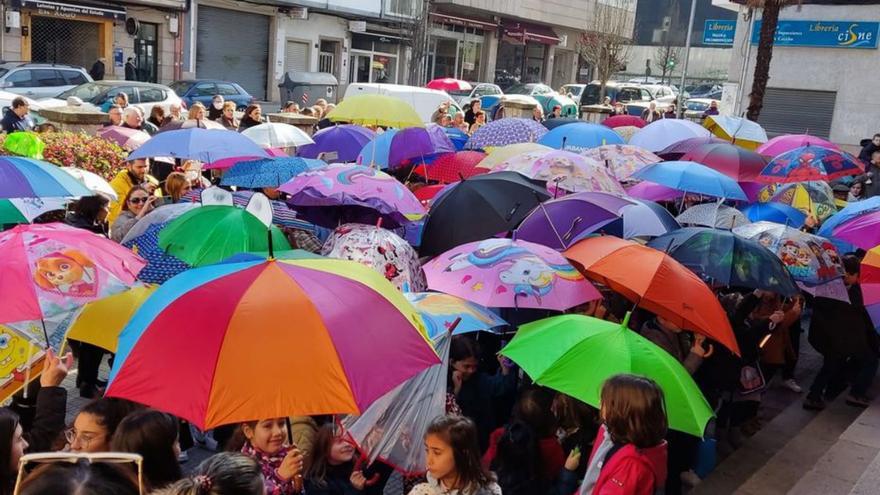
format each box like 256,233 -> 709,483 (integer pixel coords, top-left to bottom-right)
682,143 -> 769,182
602,115 -> 647,129
426,78 -> 472,92
656,136 -> 727,160
414,151 -> 488,184
413,184 -> 447,207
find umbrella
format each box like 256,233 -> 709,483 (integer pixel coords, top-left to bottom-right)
756,134 -> 840,157
657,136 -> 727,160
733,221 -> 845,288
648,227 -> 798,295
0,157 -> 91,199
106,258 -> 439,430
0,223 -> 146,327
356,125 -> 454,169
124,222 -> 191,284
602,115 -> 647,129
95,126 -> 150,151
327,95 -> 424,128
65,285 -> 156,353
203,148 -> 288,170
279,164 -> 426,228
413,151 -> 488,184
831,211 -> 880,250
629,119 -> 711,152
538,122 -> 624,152
466,118 -> 548,150
817,196 -> 880,252
500,314 -> 713,436
426,78 -> 471,91
0,198 -> 69,226
676,202 -> 750,229
219,157 -> 325,189
159,205 -> 291,266
476,142 -> 553,170
0,322 -> 51,403
60,167 -> 118,201
297,125 -> 375,163
612,125 -> 639,142
542,117 -> 581,130
321,223 -> 426,292
703,116 -> 768,150
564,236 -> 739,355
758,145 -> 863,184
443,127 -> 469,151
128,128 -> 270,163
625,181 -> 683,202
494,149 -> 624,196
178,189 -> 323,234
419,171 -> 550,257
158,118 -> 226,132
601,199 -> 681,239
404,292 -> 507,338
762,181 -> 837,222
424,238 -> 599,310
740,202 -> 807,228
120,203 -> 199,245
861,246 -> 880,331
4,132 -> 44,158
515,192 -> 635,250
632,161 -> 748,200
241,123 -> 315,148
580,144 -> 661,181
681,143 -> 769,182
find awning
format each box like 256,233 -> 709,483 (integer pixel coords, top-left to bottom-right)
430,12 -> 498,30
503,21 -> 561,45
13,0 -> 126,20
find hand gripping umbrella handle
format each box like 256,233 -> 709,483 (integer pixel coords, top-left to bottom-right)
353,455 -> 381,487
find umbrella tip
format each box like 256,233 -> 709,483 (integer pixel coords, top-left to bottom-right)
621,311 -> 632,329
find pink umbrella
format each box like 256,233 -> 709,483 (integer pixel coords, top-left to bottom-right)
96,126 -> 150,151
424,238 -> 599,310
494,149 -> 625,196
756,134 -> 840,158
626,181 -> 683,202
204,148 -> 288,170
602,115 -> 647,129
426,78 -> 472,92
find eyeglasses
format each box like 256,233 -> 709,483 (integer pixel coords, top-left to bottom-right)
14,452 -> 144,494
64,428 -> 104,449
128,196 -> 148,204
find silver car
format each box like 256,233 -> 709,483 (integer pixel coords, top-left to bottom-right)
0,63 -> 92,99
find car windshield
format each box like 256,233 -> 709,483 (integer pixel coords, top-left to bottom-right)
504,84 -> 535,95
447,89 -> 471,98
564,86 -> 583,97
169,81 -> 195,94
57,82 -> 111,103
582,84 -> 604,105
0,69 -> 8,78
686,100 -> 710,111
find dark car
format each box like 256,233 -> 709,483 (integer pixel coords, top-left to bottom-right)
170,79 -> 254,110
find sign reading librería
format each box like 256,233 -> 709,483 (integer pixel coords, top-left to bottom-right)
703,20 -> 736,46
751,20 -> 879,49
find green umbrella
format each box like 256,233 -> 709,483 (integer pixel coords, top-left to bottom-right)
3,131 -> 44,159
159,205 -> 292,266
0,200 -> 28,225
500,313 -> 714,437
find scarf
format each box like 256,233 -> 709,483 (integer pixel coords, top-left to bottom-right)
241,442 -> 299,494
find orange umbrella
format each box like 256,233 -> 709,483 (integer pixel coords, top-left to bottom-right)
564,236 -> 740,355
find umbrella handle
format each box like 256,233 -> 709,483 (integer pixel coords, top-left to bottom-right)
353,455 -> 381,486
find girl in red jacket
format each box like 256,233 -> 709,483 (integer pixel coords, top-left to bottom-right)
579,375 -> 668,495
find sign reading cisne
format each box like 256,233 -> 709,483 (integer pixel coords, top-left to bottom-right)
703,19 -> 736,46
751,20 -> 879,49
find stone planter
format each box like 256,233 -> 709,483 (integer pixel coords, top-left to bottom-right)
36,107 -> 108,135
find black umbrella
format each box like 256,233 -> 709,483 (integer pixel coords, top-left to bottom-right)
543,117 -> 581,130
419,171 -> 550,257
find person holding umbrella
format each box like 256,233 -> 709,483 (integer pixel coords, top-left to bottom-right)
110,186 -> 155,243
236,418 -> 305,494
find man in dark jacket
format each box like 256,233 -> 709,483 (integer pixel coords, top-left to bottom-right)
124,57 -> 137,81
858,134 -> 880,164
1,97 -> 34,134
89,58 -> 105,80
856,150 -> 880,198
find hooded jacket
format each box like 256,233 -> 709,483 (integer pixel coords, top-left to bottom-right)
583,426 -> 667,495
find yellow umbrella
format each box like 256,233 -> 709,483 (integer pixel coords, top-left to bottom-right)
477,142 -> 553,170
703,116 -> 768,151
327,94 -> 424,128
66,285 -> 157,353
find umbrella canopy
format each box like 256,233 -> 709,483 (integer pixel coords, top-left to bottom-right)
404,292 -> 507,338
0,222 -> 145,325
159,205 -> 291,266
762,181 -> 837,222
632,161 -> 748,200
203,148 -> 288,170
861,246 -> 880,331
0,157 -> 92,199
466,118 -> 548,150
537,122 -> 624,152
106,258 -> 439,429
177,189 -> 322,233
356,125 -> 454,169
413,151 -> 488,184
297,125 -> 375,163
0,198 -> 68,226
817,196 -> 880,252
625,181 -> 683,202
629,119 -> 712,152
60,167 -> 118,201
581,144 -> 661,181
542,117 -> 581,130
129,128 -> 269,163
739,202 -> 807,228
676,202 -> 750,229
419,171 -> 550,257
158,118 -> 226,132
703,116 -> 768,150
681,143 -> 768,182
648,227 -> 798,295
602,115 -> 647,129
426,78 -> 471,91
601,199 -> 681,239
443,127 -> 469,151
219,157 -> 325,189
494,149 -> 624,195
95,126 -> 150,151
515,192 -> 635,250
564,236 -> 739,355
424,238 -> 599,310
756,134 -> 840,157
124,222 -> 191,284
321,223 -> 426,292
65,285 -> 156,353
831,211 -> 880,250
4,132 -> 44,158
612,125 -> 639,142
758,145 -> 863,184
327,95 -> 424,128
500,314 -> 714,437
120,203 -> 199,245
279,164 -> 426,228
241,123 -> 315,148
657,136 -> 727,160
476,142 -> 553,170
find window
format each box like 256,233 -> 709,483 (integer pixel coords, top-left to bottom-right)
216,83 -> 239,96
32,70 -> 64,87
473,85 -> 499,97
640,89 -> 652,101
110,86 -> 139,104
138,87 -> 165,103
617,88 -> 639,102
192,83 -> 216,97
6,70 -> 32,88
63,70 -> 88,85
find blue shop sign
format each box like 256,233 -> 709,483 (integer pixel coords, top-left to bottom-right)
751,20 -> 879,49
703,20 -> 736,46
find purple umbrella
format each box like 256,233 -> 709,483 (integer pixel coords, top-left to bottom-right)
356,125 -> 454,169
656,136 -> 726,160
515,192 -> 635,250
297,124 -> 375,162
626,181 -> 683,202
465,118 -> 548,150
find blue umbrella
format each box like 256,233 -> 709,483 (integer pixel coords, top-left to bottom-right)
817,196 -> 880,253
297,124 -> 374,162
123,222 -> 190,284
356,125 -> 454,169
601,199 -> 681,239
128,128 -> 269,163
538,122 -> 624,152
465,118 -> 548,150
443,127 -> 469,151
740,202 -> 807,227
0,157 -> 91,199
220,157 -> 325,188
632,161 -> 748,201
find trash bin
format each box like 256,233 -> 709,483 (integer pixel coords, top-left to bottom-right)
278,72 -> 339,108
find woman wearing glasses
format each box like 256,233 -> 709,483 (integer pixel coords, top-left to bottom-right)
111,186 -> 156,243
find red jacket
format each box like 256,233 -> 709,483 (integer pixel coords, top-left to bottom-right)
588,427 -> 667,495
482,426 -> 566,480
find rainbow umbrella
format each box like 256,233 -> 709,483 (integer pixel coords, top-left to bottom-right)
404,292 -> 507,338
861,246 -> 880,331
106,258 -> 439,430
0,157 -> 91,199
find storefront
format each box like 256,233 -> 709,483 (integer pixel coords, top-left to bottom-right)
496,20 -> 560,85
427,12 -> 496,82
348,31 -> 403,84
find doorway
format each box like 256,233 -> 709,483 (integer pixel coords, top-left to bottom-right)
134,22 -> 158,82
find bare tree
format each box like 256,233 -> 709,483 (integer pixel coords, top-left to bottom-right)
578,0 -> 635,100
388,0 -> 431,86
745,0 -> 800,121
653,44 -> 680,84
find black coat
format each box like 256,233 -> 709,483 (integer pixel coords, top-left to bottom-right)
24,386 -> 67,453
454,371 -> 517,451
858,142 -> 880,164
809,285 -> 876,358
89,60 -> 105,81
303,461 -> 389,495
124,61 -> 137,81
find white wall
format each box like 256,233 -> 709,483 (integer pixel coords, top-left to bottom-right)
626,45 -> 732,81
274,12 -> 349,97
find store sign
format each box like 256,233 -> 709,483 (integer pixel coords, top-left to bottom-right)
703,19 -> 736,46
750,20 -> 879,49
13,0 -> 126,20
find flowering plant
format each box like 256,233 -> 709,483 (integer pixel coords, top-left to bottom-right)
0,132 -> 127,180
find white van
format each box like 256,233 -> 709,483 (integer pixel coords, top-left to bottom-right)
343,83 -> 462,124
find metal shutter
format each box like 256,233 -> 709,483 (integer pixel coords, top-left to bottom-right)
757,88 -> 836,139
197,6 -> 269,100
285,41 -> 309,75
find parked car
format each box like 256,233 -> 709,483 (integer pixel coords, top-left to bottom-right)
448,83 -> 503,108
0,62 -> 92,99
500,83 -> 578,117
685,83 -> 722,99
40,80 -> 184,115
493,70 -> 520,90
560,84 -> 586,106
640,84 -> 679,105
581,81 -> 652,106
170,79 -> 254,110
343,83 -> 462,124
683,98 -> 717,121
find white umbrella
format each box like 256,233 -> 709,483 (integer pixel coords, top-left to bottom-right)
676,202 -> 750,229
629,119 -> 711,152
60,167 -> 118,201
242,123 -> 314,148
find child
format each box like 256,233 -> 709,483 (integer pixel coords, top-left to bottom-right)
304,423 -> 382,495
579,374 -> 668,495
239,418 -> 305,495
408,415 -> 501,495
